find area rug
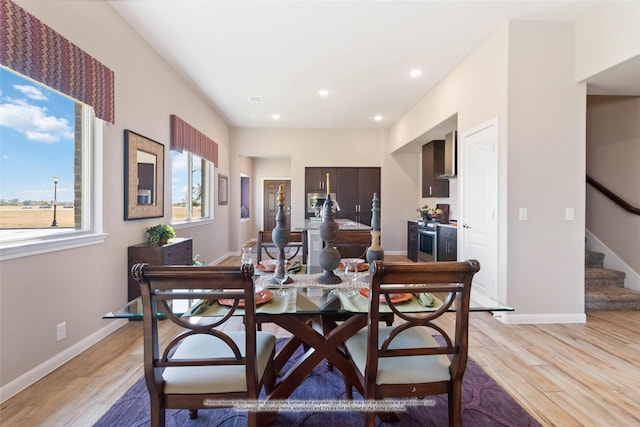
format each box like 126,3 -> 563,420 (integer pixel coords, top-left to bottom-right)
95,340 -> 541,427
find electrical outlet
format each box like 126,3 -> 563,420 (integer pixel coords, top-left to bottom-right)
56,322 -> 66,342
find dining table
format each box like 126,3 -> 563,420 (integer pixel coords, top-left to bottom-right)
104,263 -> 513,424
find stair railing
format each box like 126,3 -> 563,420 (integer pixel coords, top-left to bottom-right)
587,175 -> 640,215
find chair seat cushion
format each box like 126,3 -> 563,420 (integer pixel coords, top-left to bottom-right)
345,326 -> 451,385
163,331 -> 275,394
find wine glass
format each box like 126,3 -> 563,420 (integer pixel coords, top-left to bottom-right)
344,261 -> 359,296
241,247 -> 252,265
275,259 -> 290,296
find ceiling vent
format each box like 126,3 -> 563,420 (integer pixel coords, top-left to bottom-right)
248,96 -> 264,104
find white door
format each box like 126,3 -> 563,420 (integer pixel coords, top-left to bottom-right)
460,119 -> 498,302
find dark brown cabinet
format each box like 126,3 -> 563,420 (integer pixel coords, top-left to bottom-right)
422,140 -> 449,198
127,237 -> 192,300
305,167 -> 381,223
437,226 -> 457,261
407,221 -> 418,262
305,167 -> 337,192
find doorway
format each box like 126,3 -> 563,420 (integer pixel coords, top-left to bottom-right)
263,180 -> 291,231
460,118 -> 499,303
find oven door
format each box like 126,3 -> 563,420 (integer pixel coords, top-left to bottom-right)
418,228 -> 437,262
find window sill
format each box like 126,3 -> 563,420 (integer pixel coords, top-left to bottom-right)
0,232 -> 108,261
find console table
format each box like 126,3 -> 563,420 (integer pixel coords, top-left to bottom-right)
127,237 -> 192,300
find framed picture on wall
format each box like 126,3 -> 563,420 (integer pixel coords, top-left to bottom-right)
124,130 -> 164,220
218,174 -> 228,205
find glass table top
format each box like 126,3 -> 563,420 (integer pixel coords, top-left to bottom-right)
103,268 -> 513,320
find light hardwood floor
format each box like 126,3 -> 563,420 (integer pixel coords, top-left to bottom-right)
2,255 -> 639,426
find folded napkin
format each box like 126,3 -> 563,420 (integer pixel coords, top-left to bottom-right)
287,261 -> 302,274
418,292 -> 435,307
184,299 -> 212,316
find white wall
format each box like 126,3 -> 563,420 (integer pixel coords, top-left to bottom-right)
1,1 -> 231,394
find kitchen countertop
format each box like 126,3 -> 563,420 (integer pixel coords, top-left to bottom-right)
299,219 -> 371,231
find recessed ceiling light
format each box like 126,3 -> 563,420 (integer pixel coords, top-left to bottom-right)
248,96 -> 264,103
374,115 -> 383,121
318,89 -> 329,97
272,113 -> 281,120
409,69 -> 422,78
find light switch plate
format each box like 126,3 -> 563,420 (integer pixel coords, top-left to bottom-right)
565,207 -> 574,221
519,208 -> 527,221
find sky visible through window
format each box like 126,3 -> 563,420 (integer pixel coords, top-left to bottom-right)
0,67 -> 75,205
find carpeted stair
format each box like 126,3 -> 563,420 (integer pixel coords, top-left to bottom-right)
585,250 -> 640,311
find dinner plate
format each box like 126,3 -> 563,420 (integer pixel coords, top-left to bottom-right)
340,258 -> 365,264
338,262 -> 369,272
358,288 -> 413,304
219,289 -> 274,307
255,264 -> 276,272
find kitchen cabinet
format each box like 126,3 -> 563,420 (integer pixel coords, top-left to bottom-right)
305,167 -> 337,192
407,221 -> 418,262
437,225 -> 457,261
422,140 -> 449,197
305,167 -> 381,223
127,237 -> 192,300
335,167 -> 380,225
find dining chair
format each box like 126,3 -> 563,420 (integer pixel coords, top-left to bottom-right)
257,230 -> 307,264
332,229 -> 371,259
343,259 -> 480,427
131,263 -> 277,427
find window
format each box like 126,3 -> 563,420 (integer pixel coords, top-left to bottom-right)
240,175 -> 250,219
171,151 -> 213,223
0,67 -> 100,255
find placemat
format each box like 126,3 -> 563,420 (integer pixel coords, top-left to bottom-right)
338,291 -> 443,313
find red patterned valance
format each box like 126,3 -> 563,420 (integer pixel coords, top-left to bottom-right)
0,0 -> 115,123
170,115 -> 219,166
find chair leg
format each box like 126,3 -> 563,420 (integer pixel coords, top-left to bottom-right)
449,381 -> 463,427
149,396 -> 165,427
365,411 -> 377,427
188,409 -> 198,419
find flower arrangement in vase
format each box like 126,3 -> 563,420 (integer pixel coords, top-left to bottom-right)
416,205 -> 443,222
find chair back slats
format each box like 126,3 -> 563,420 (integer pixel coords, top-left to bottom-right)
257,230 -> 308,263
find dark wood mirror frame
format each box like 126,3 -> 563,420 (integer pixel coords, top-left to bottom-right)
124,130 -> 164,220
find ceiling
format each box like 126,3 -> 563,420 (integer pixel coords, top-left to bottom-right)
109,1 -> 640,130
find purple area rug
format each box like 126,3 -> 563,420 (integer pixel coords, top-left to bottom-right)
95,339 -> 540,427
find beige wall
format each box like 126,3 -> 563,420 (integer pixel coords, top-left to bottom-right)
1,1 -> 231,392
507,21 -> 587,316
586,96 -> 640,274
575,1 -> 640,83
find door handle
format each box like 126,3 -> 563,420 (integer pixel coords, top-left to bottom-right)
463,223 -> 471,229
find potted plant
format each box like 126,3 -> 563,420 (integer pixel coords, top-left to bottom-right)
146,224 -> 176,246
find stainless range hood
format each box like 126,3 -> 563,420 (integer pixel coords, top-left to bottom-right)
437,130 -> 457,178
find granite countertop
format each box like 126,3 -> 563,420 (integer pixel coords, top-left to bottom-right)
302,219 -> 371,231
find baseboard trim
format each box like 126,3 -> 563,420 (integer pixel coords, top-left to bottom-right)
0,319 -> 127,404
493,312 -> 587,324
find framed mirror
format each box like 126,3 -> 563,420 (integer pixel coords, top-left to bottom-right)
218,174 -> 228,205
124,130 -> 164,220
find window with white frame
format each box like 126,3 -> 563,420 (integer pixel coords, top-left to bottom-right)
171,150 -> 213,223
0,67 -> 97,248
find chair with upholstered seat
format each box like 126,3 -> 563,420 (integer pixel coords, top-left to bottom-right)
131,263 -> 277,427
343,259 -> 480,427
257,230 -> 307,264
